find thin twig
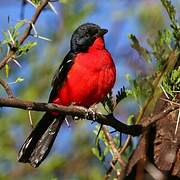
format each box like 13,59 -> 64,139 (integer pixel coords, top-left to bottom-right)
160,98 -> 180,106
105,135 -> 132,178
102,126 -> 126,180
141,104 -> 179,128
48,2 -> 58,15
119,135 -> 131,154
175,109 -> 180,135
19,0 -> 49,45
160,84 -> 170,100
0,78 -> 14,98
0,0 -> 49,70
102,126 -> 126,167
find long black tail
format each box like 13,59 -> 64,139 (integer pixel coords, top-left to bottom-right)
18,113 -> 64,168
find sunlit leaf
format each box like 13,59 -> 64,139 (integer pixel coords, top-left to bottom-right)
129,34 -> 152,62
14,20 -> 26,31
15,77 -> 24,83
31,0 -> 41,5
17,41 -> 37,56
127,114 -> 135,125
92,147 -> 104,161
5,64 -> 9,78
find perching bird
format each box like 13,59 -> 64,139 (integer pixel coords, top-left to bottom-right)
18,23 -> 116,167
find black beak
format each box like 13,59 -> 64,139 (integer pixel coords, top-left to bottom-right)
98,28 -> 108,36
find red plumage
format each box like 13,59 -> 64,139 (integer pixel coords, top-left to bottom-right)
53,37 -> 116,107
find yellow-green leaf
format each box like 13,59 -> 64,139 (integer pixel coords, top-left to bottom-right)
5,64 -> 9,78
15,77 -> 24,83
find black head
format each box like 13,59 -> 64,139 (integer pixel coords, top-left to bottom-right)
70,23 -> 108,52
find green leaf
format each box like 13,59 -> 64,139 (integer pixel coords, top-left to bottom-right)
127,115 -> 135,125
162,66 -> 180,97
31,0 -> 41,5
103,146 -> 110,157
2,31 -> 11,45
17,41 -> 37,56
148,28 -> 173,70
9,28 -> 19,42
126,74 -> 154,107
15,77 -> 24,83
129,34 -> 152,62
161,0 -> 177,26
5,64 -> 9,78
171,67 -> 180,85
91,147 -> 104,161
161,0 -> 180,47
2,28 -> 19,47
14,20 -> 26,31
113,134 -> 120,147
158,29 -> 172,46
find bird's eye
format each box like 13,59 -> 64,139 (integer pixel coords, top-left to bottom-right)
85,34 -> 89,38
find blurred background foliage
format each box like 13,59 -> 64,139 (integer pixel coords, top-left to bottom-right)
0,0 -> 179,179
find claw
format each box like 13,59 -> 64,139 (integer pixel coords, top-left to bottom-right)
85,109 -> 89,120
88,105 -> 97,121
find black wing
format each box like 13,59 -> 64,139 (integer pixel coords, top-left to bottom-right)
48,51 -> 76,102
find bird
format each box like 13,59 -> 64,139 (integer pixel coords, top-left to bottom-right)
18,23 -> 116,168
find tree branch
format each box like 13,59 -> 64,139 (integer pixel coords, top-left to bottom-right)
0,97 -> 142,136
0,97 -> 179,136
0,0 -> 50,69
141,103 -> 180,128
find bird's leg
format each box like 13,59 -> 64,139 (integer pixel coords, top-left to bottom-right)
91,104 -> 97,121
69,102 -> 81,122
85,104 -> 97,122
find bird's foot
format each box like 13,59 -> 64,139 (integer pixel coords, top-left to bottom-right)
85,105 -> 97,122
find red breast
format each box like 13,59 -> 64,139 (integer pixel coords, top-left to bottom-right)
53,37 -> 116,107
